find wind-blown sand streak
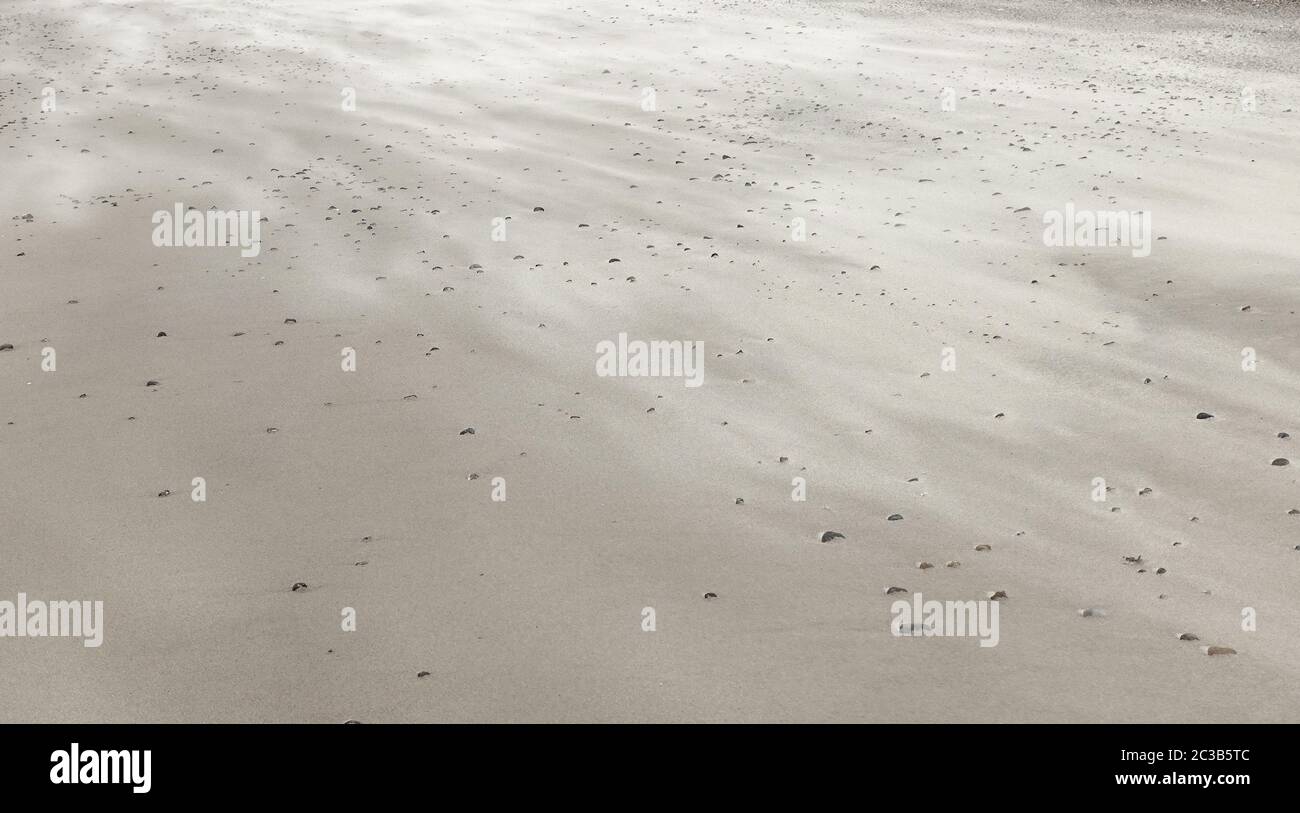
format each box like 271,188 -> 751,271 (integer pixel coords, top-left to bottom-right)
1,0 -> 1298,722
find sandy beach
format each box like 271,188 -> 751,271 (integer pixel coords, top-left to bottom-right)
2,0 -> 1299,722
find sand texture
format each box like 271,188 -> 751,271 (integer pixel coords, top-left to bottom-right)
2,0 -> 1299,722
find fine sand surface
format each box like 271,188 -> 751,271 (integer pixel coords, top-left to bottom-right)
2,0 -> 1299,722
